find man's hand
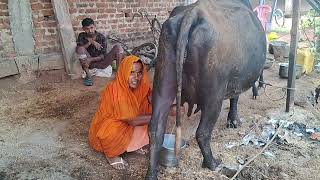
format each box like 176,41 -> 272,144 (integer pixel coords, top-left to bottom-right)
86,36 -> 94,44
80,59 -> 91,68
85,35 -> 102,50
97,54 -> 104,62
92,41 -> 103,50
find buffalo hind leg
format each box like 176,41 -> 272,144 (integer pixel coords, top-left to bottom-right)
258,71 -> 264,88
252,72 -> 264,99
315,85 -> 320,104
196,97 -> 223,170
252,82 -> 258,99
147,113 -> 167,180
227,96 -> 241,128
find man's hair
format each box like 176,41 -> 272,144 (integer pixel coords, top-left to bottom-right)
81,18 -> 95,27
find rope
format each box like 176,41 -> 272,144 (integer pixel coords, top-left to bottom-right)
258,80 -> 296,90
257,80 -> 296,101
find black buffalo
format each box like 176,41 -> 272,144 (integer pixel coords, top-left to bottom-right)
146,0 -> 266,179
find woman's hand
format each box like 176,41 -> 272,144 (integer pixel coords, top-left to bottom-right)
169,104 -> 185,116
148,93 -> 152,104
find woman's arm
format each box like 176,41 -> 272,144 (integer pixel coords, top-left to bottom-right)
126,115 -> 151,126
147,89 -> 152,104
148,89 -> 184,116
124,105 -> 184,126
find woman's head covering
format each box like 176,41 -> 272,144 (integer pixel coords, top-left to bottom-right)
115,55 -> 146,91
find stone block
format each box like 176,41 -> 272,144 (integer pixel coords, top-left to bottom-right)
0,58 -> 19,78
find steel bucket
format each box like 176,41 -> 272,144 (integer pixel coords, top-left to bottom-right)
279,63 -> 303,79
159,134 -> 187,167
270,41 -> 290,61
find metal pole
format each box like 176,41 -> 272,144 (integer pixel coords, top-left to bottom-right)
305,0 -> 320,14
269,0 -> 278,23
286,0 -> 301,112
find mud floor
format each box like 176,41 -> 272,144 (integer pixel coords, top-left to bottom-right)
0,61 -> 320,180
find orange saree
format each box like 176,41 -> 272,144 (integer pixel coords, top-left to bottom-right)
88,55 -> 152,158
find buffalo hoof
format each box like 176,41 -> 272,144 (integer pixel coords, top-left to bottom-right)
252,88 -> 259,99
227,118 -> 241,128
227,121 -> 237,128
201,158 -> 222,171
252,92 -> 259,99
145,175 -> 158,180
145,169 -> 158,180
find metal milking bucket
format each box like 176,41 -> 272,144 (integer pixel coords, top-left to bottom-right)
159,134 -> 187,167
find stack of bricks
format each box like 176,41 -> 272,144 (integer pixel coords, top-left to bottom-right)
31,0 -> 61,55
0,0 -> 15,58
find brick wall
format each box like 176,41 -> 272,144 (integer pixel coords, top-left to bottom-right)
0,0 -> 15,58
0,0 -> 184,59
67,0 -> 184,48
31,0 -> 61,55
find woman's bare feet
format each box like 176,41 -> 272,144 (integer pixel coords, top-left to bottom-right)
106,156 -> 128,170
134,146 -> 149,155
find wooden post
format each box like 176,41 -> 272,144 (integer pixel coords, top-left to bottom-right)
51,0 -> 81,79
286,0 -> 301,112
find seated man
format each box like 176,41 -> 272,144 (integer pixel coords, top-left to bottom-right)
76,18 -> 124,86
88,55 -> 179,170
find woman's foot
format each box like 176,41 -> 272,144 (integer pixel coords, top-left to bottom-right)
134,146 -> 149,155
106,156 -> 128,170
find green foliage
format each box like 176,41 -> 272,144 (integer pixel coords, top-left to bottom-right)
301,10 -> 320,62
301,10 -> 319,28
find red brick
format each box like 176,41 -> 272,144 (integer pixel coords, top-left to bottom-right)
103,8 -> 115,13
0,11 -> 9,16
42,9 -> 54,16
31,3 -> 42,10
69,8 -> 77,14
42,3 -> 53,9
41,0 -> 52,3
85,9 -> 98,13
0,4 -> 7,9
96,3 -> 108,7
0,0 -> 8,4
